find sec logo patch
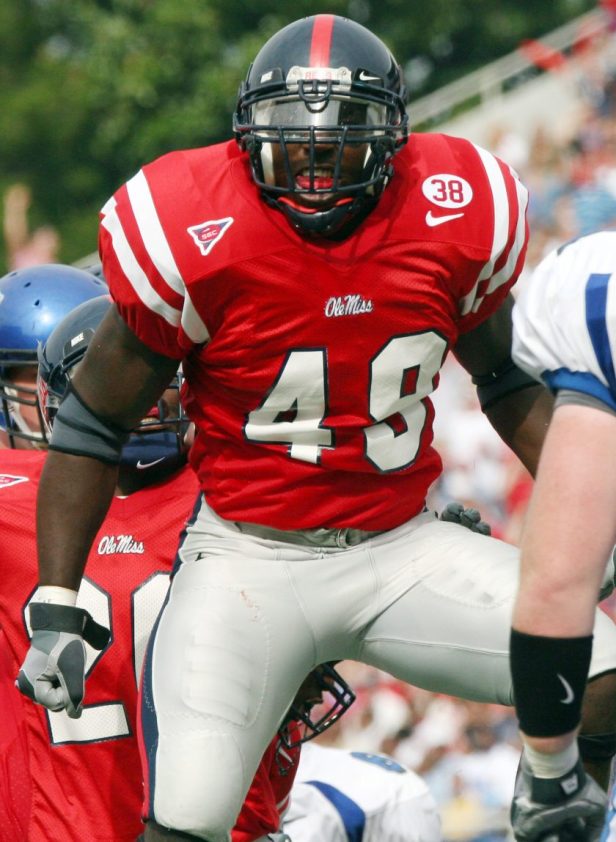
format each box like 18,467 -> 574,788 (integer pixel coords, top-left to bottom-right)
422,174 -> 473,209
0,474 -> 28,489
187,217 -> 234,256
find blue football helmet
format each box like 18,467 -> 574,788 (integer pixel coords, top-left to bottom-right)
37,295 -> 189,474
0,264 -> 107,448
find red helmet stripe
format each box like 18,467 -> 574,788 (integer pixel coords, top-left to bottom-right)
309,14 -> 334,66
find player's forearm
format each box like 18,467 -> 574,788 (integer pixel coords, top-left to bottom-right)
514,405 -> 616,636
36,450 -> 117,589
513,575 -> 597,638
484,384 -> 552,476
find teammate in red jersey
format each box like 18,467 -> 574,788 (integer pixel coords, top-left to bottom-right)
16,14 -> 616,842
2,295 -> 200,841
0,630 -> 31,841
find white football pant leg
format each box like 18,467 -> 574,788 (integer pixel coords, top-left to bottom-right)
358,515 -> 616,700
144,505 -> 316,840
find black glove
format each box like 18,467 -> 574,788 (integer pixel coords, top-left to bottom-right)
16,602 -> 110,719
511,756 -> 607,841
439,501 -> 491,535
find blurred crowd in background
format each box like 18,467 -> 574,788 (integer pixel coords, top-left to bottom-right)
5,10 -> 616,842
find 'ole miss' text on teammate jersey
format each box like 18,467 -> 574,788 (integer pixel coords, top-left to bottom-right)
101,134 -> 528,532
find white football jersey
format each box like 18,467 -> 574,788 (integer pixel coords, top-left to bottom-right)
512,231 -> 616,410
283,743 -> 441,842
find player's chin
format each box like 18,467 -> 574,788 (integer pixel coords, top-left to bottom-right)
293,192 -> 346,211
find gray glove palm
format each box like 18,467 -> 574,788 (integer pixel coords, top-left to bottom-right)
16,602 -> 110,719
511,756 -> 607,842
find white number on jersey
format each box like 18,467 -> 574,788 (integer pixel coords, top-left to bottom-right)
245,349 -> 333,464
244,331 -> 447,472
23,572 -> 170,745
365,332 -> 447,472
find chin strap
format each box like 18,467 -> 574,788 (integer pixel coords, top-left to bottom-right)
268,192 -> 378,238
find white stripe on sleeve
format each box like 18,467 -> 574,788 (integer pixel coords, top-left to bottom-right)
181,292 -> 210,344
459,145 -> 526,315
100,197 -> 181,327
126,170 -> 186,298
476,164 -> 528,309
127,172 -> 210,344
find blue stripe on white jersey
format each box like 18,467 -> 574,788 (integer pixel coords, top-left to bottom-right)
539,270 -> 616,411
585,273 -> 616,397
305,780 -> 366,842
542,369 -> 616,411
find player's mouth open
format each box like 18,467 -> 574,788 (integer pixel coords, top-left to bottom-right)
295,169 -> 335,190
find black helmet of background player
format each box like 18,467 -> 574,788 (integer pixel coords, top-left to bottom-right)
234,14 -> 408,238
0,264 -> 107,448
278,662 -> 355,751
37,295 -> 190,475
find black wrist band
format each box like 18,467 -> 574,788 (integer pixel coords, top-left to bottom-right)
510,628 -> 592,737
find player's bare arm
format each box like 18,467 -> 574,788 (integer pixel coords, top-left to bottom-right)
18,303 -> 180,719
453,293 -> 553,477
37,303 -> 179,589
515,403 -> 616,640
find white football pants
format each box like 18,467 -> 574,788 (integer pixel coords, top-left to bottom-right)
140,499 -> 616,840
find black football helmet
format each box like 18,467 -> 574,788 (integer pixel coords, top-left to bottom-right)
234,14 -> 408,237
278,662 -> 356,750
37,295 -> 190,474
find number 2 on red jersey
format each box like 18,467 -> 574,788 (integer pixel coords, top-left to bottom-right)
23,572 -> 169,745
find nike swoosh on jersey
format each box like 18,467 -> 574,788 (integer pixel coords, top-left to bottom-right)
425,210 -> 465,227
136,457 -> 166,470
557,673 -> 575,704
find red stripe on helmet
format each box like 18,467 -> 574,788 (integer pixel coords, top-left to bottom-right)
309,14 -> 334,66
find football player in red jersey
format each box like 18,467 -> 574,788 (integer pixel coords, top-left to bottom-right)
15,14 -> 616,842
0,264 -> 109,839
1,295 -> 200,841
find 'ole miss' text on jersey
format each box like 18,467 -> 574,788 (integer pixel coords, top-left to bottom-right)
100,134 -> 528,532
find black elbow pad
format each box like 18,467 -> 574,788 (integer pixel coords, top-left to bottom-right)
49,384 -> 131,464
472,358 -> 539,412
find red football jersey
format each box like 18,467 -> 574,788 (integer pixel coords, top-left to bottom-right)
0,630 -> 31,842
100,135 -> 528,531
0,450 -> 200,842
232,735 -> 300,842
